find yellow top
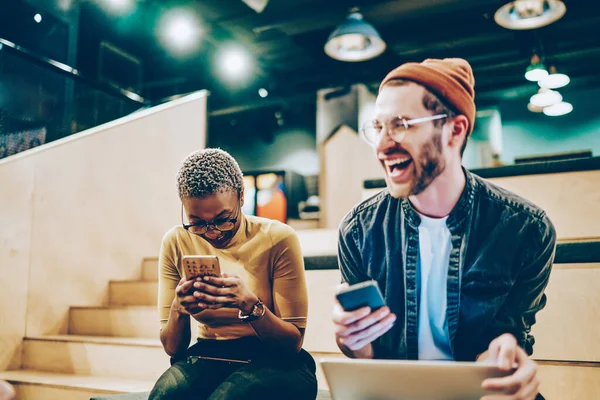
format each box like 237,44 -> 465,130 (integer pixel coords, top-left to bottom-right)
158,215 -> 308,340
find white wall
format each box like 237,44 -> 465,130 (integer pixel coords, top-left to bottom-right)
0,92 -> 207,368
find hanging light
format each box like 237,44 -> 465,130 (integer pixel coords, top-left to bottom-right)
525,54 -> 548,82
527,102 -> 545,113
530,88 -> 562,107
539,65 -> 570,89
543,101 -> 573,116
494,0 -> 567,30
324,12 -> 386,62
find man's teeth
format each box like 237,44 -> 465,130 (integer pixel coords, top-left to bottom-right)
384,158 -> 411,167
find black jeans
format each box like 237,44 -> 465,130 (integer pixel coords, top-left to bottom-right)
149,337 -> 318,400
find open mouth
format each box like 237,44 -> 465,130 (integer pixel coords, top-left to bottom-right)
384,157 -> 413,180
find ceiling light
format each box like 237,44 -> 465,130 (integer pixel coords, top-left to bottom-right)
34,14 -> 42,23
538,65 -> 570,89
324,12 -> 386,62
494,0 -> 566,30
241,0 -> 269,13
527,102 -> 544,113
217,46 -> 252,82
258,88 -> 268,98
543,101 -> 573,116
105,0 -> 134,15
525,54 -> 548,82
530,88 -> 562,108
159,9 -> 202,55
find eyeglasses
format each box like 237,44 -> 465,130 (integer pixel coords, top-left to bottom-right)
359,114 -> 448,146
181,205 -> 239,236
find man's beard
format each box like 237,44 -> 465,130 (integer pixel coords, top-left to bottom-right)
409,133 -> 446,196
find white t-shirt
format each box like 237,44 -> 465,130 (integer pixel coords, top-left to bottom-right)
417,213 -> 454,360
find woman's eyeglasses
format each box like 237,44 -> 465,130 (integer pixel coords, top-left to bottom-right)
181,205 -> 239,235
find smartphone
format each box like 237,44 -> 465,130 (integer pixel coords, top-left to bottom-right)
336,280 -> 386,312
182,255 -> 221,281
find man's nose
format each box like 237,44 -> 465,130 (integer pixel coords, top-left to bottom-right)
375,125 -> 396,153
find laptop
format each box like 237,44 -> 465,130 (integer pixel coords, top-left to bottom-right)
320,358 -> 512,400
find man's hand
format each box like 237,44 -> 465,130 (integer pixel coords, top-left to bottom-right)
332,284 -> 396,358
477,333 -> 540,400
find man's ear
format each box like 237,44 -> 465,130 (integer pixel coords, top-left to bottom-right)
239,188 -> 245,208
448,115 -> 469,152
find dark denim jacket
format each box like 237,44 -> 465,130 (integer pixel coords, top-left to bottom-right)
338,170 -> 557,361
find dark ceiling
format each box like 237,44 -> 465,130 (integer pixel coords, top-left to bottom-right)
42,0 -> 600,114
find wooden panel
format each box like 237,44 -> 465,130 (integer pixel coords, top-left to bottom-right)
109,281 -> 158,306
320,125 -> 383,229
22,336 -> 169,380
23,93 -> 206,336
69,307 -> 157,338
0,156 -> 34,369
533,263 -> 600,362
0,370 -> 153,398
304,270 -> 343,354
363,170 -> 600,240
486,171 -> 600,240
296,229 -> 338,256
538,363 -> 600,400
13,385 -> 108,400
141,258 -> 159,281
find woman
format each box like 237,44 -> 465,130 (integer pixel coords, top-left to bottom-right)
0,380 -> 15,400
149,149 -> 317,400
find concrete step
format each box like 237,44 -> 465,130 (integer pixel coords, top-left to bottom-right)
22,335 -> 169,381
141,258 -> 158,281
0,370 -> 153,400
69,306 -> 157,338
109,281 -> 158,306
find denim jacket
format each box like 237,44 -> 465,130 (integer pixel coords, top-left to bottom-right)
338,170 -> 557,361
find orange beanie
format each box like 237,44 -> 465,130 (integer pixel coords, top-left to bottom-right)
379,58 -> 476,135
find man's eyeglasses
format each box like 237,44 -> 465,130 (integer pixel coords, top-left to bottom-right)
360,114 -> 448,146
181,205 -> 238,236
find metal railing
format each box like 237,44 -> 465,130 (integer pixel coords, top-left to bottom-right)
0,37 -> 149,160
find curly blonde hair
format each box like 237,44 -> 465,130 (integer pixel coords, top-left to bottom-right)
176,148 -> 244,199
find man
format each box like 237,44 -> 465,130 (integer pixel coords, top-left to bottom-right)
332,58 -> 555,400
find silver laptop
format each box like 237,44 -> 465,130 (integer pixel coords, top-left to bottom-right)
320,358 -> 512,400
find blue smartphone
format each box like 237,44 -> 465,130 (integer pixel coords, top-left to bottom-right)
336,280 -> 386,311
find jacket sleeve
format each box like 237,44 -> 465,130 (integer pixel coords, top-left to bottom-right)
475,214 -> 556,359
338,215 -> 370,285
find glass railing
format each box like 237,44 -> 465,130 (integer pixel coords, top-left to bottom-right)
0,37 -> 148,160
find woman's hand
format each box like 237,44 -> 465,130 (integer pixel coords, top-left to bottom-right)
192,273 -> 259,313
173,277 -> 205,315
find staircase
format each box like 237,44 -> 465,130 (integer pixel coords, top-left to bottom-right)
0,258 -> 168,399
0,255 -> 343,400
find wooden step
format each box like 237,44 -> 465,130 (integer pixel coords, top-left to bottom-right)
141,258 -> 158,281
69,306 -> 157,338
0,370 -> 153,400
109,281 -> 158,306
22,335 -> 169,381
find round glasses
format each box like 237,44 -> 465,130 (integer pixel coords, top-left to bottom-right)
359,114 -> 448,146
181,205 -> 239,235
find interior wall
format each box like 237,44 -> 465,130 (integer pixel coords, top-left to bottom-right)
0,157 -> 34,370
498,87 -> 600,164
320,125 -> 383,229
209,103 -> 318,176
0,92 -> 207,356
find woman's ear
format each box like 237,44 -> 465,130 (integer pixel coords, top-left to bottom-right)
239,188 -> 245,208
